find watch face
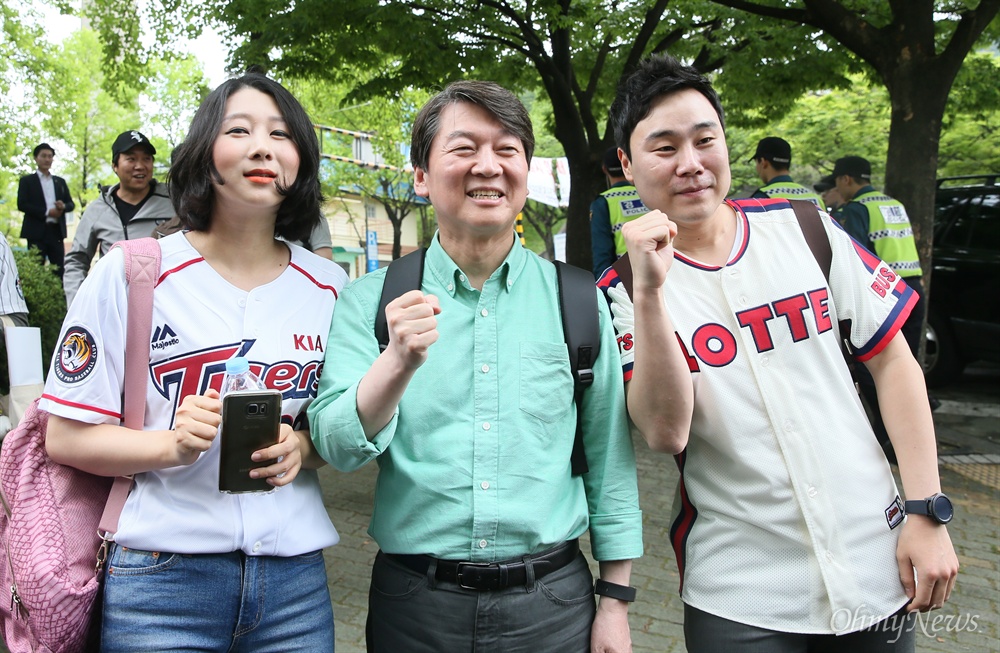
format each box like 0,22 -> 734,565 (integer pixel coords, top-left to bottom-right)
931,495 -> 954,523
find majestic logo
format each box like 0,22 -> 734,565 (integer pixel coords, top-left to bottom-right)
56,327 -> 98,383
151,323 -> 180,350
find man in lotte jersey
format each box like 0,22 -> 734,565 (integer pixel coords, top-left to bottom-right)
598,54 -> 958,652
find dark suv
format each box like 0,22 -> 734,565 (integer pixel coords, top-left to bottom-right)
924,174 -> 1000,386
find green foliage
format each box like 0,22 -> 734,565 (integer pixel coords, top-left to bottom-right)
0,247 -> 67,394
141,56 -> 212,152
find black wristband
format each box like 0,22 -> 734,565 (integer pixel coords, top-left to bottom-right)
594,579 -> 637,602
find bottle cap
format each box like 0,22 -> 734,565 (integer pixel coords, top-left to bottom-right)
225,357 -> 250,375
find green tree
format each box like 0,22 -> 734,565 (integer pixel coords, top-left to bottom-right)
35,28 -> 141,209
91,0 -> 850,270
141,55 -> 212,153
709,0 -> 1000,280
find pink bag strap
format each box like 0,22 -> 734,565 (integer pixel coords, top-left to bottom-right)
99,238 -> 162,536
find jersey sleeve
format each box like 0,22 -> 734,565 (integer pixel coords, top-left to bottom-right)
40,248 -> 129,424
824,218 -> 916,361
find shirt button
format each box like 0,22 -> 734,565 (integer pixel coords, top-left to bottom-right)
825,551 -> 835,563
238,298 -> 247,307
252,541 -> 262,553
482,422 -> 491,431
479,539 -> 488,549
480,309 -> 489,317
459,274 -> 466,282
481,364 -> 490,373
447,283 -> 454,291
481,481 -> 490,490
507,281 -> 513,288
807,486 -> 818,498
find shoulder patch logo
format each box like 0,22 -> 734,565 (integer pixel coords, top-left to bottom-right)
885,495 -> 904,530
56,326 -> 98,384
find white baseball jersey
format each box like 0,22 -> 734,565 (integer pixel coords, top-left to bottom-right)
600,198 -> 916,634
0,238 -> 29,317
40,232 -> 348,557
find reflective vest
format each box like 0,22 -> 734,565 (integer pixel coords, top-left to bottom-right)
852,190 -> 922,277
760,180 -> 827,211
603,185 -> 646,257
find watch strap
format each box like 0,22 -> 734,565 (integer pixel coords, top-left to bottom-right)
903,499 -> 929,516
594,579 -> 637,602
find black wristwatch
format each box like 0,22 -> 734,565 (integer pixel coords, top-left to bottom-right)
904,493 -> 954,524
594,579 -> 637,602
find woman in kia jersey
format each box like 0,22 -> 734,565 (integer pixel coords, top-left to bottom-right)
41,72 -> 347,650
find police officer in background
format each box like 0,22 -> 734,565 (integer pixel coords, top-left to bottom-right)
749,136 -> 826,210
833,155 -> 929,462
590,146 -> 646,278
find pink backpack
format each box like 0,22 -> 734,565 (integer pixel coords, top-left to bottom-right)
0,238 -> 160,652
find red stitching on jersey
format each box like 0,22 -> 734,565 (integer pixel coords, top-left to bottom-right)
41,393 -> 122,419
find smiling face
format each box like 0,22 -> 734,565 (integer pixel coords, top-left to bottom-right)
113,148 -> 154,195
621,88 -> 731,230
413,101 -> 528,241
211,87 -> 300,218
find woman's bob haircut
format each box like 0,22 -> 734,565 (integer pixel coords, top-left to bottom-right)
169,71 -> 322,243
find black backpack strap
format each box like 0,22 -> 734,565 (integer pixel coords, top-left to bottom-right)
375,248 -> 426,352
555,261 -> 601,476
788,199 -> 853,352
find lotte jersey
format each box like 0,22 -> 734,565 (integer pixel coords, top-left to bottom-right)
599,198 -> 916,634
40,232 -> 348,557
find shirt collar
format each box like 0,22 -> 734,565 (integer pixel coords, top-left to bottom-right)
36,170 -> 52,180
424,231 -> 527,296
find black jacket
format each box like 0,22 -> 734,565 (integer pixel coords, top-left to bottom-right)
17,172 -> 75,241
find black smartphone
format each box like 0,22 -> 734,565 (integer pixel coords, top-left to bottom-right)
218,390 -> 282,493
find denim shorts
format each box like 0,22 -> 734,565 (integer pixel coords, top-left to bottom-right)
100,544 -> 335,652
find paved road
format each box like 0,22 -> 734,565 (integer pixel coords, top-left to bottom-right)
320,366 -> 1000,652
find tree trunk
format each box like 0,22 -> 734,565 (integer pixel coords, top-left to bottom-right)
562,153 -> 607,269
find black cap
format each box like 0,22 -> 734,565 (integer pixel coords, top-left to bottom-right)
603,147 -> 624,175
748,137 -> 791,165
112,130 -> 156,158
831,156 -> 871,181
814,175 -> 836,192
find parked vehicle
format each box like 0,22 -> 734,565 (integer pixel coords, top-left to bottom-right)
924,174 -> 1000,387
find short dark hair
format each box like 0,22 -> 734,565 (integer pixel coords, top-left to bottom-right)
410,81 -> 534,171
33,143 -> 54,158
610,54 -> 725,158
168,72 -> 321,242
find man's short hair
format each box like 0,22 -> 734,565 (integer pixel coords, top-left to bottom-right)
33,143 -> 54,158
748,137 -> 791,168
610,54 -> 725,158
410,81 -> 534,171
832,156 -> 872,183
603,147 -> 624,176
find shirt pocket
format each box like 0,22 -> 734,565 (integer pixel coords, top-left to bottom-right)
518,341 -> 573,423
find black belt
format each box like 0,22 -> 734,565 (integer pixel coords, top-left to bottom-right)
384,539 -> 580,591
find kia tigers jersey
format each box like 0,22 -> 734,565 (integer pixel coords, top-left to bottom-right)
599,198 -> 916,634
40,231 -> 348,557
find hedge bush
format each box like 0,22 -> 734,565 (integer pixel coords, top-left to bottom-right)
0,248 -> 67,395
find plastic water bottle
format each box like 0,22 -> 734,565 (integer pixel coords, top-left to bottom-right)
220,357 -> 266,395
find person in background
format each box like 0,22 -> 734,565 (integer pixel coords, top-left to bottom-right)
814,175 -> 845,214
17,143 -> 75,277
0,237 -> 29,330
42,71 -> 345,650
748,136 -> 826,210
832,155 -> 931,462
591,146 -> 646,278
63,130 -> 174,307
309,80 -> 642,653
601,53 -> 957,652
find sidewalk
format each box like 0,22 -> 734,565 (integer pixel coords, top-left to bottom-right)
319,386 -> 1000,652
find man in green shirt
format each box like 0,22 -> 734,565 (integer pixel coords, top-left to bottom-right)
308,81 -> 643,653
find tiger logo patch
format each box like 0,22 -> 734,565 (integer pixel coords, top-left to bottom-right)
56,327 -> 98,383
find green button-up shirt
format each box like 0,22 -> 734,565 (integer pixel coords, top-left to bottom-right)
308,234 -> 642,563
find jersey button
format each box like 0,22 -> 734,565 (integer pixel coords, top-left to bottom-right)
238,298 -> 247,308
807,486 -> 818,498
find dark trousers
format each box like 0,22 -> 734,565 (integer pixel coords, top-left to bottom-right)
684,603 -> 916,653
26,224 -> 64,277
856,276 -> 927,464
366,550 -> 595,653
